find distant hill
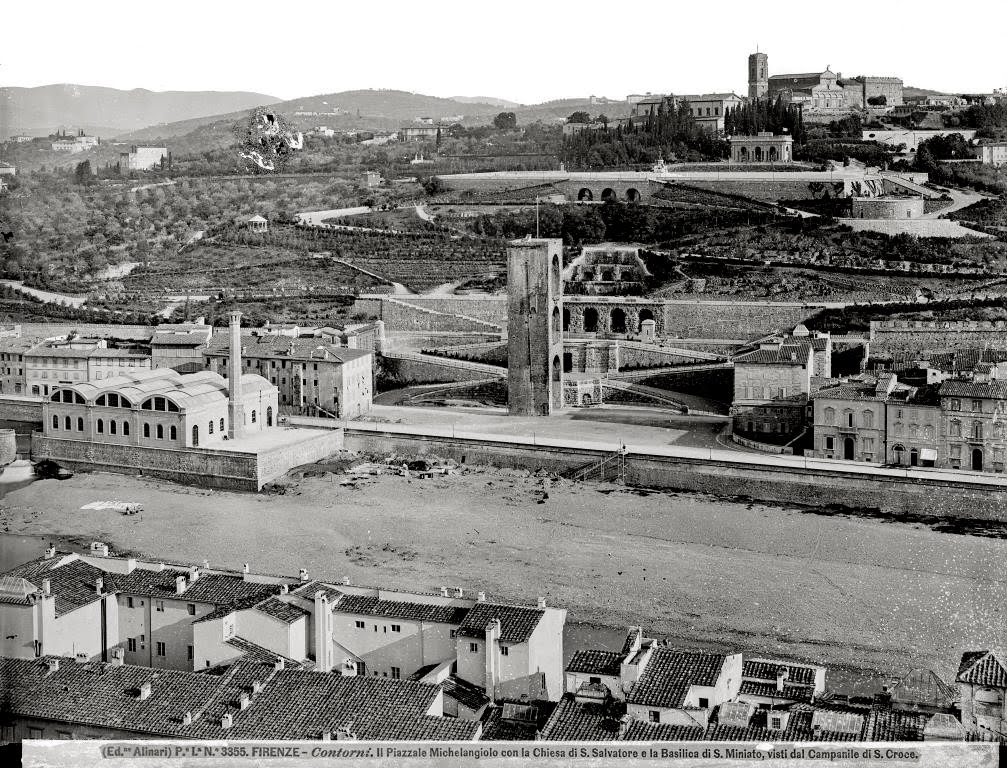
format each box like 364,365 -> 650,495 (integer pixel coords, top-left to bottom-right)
117,89 -> 522,141
450,95 -> 523,108
903,86 -> 952,99
0,84 -> 281,138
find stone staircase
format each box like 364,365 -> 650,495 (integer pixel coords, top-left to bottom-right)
617,340 -> 724,361
608,361 -> 733,381
381,349 -> 507,378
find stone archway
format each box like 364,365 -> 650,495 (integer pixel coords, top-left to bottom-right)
610,308 -> 627,334
577,188 -> 593,201
601,188 -> 617,202
625,188 -> 641,202
769,146 -> 778,162
754,146 -> 764,162
562,307 -> 570,332
583,307 -> 599,333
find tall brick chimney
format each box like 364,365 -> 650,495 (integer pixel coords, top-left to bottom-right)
228,311 -> 245,440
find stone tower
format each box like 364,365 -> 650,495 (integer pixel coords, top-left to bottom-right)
507,238 -> 564,416
227,310 -> 245,440
748,51 -> 769,102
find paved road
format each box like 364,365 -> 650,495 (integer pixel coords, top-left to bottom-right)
299,404 -> 1007,489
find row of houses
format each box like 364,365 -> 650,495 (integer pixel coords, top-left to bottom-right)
0,321 -> 376,419
731,325 -> 1007,473
0,549 -> 1002,742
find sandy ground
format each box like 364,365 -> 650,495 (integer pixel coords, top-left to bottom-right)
2,461 -> 1004,688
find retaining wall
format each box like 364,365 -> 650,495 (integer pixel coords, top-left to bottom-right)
343,430 -> 1007,519
31,429 -> 342,491
0,397 -> 44,423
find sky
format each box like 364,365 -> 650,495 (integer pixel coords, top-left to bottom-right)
2,0 -> 1005,103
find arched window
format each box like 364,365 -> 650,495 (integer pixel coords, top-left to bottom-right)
97,419 -> 104,434
122,421 -> 129,436
266,406 -> 273,427
251,410 -> 257,424
823,407 -> 835,426
862,410 -> 873,428
219,418 -> 225,433
583,307 -> 599,333
208,420 -> 214,435
52,415 -> 59,430
156,424 -> 164,439
64,416 -> 71,430
109,420 -> 117,436
77,417 -> 84,432
192,425 -> 199,447
170,426 -> 177,440
143,423 -> 150,438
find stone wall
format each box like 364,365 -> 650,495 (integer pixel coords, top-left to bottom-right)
661,302 -> 817,339
378,357 -> 500,389
31,429 -> 342,490
852,197 -> 925,220
870,320 -> 1007,356
16,323 -> 156,340
366,295 -> 819,342
683,179 -> 838,202
343,430 -> 1007,520
0,396 -> 43,423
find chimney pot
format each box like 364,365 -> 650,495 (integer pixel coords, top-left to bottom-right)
138,681 -> 152,700
537,597 -> 547,609
44,545 -> 56,559
95,577 -> 104,595
111,648 -> 124,666
252,680 -> 264,695
182,712 -> 193,726
41,579 -> 51,596
238,693 -> 251,710
299,568 -> 309,581
220,713 -> 233,729
242,563 -> 249,574
274,658 -> 285,672
189,566 -> 199,582
46,658 -> 60,673
477,591 -> 486,602
203,560 -> 209,570
454,587 -> 464,598
279,584 -> 289,594
175,575 -> 187,594
440,587 -> 449,597
342,576 -> 351,585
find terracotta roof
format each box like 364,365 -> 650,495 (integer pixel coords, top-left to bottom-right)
743,659 -> 818,686
3,557 -> 106,616
332,593 -> 470,625
457,602 -> 545,644
0,656 -> 478,740
940,380 -> 1007,400
440,675 -> 490,712
109,569 -> 278,606
205,335 -> 371,364
223,637 -> 307,669
253,597 -> 310,624
957,651 -> 1007,688
738,681 -> 815,702
625,649 -> 727,709
733,343 -> 812,366
622,720 -> 706,741
864,709 -> 928,741
290,580 -> 344,603
566,650 -> 624,677
539,694 -> 625,741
